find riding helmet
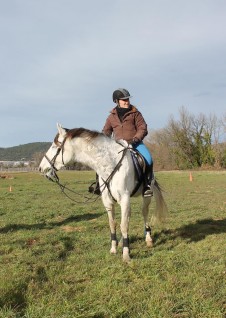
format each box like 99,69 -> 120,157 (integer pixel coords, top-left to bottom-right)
112,88 -> 131,103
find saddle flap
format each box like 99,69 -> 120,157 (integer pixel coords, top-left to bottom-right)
130,149 -> 146,180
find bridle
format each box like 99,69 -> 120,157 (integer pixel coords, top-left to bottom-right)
44,137 -> 67,177
43,135 -> 102,203
43,136 -> 130,204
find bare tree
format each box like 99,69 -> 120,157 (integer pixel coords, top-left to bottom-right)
223,113 -> 226,134
146,128 -> 177,170
166,107 -> 196,168
163,107 -> 221,168
147,107 -> 225,170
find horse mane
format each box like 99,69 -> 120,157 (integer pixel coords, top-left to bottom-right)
54,127 -> 105,145
68,128 -> 104,140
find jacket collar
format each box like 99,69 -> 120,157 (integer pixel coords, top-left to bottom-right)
111,105 -> 137,114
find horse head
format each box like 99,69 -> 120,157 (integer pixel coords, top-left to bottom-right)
39,123 -> 71,181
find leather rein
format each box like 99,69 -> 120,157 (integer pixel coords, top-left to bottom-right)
44,137 -> 129,204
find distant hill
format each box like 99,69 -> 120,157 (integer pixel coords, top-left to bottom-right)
0,142 -> 51,161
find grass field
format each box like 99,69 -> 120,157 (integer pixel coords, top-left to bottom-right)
0,170 -> 225,318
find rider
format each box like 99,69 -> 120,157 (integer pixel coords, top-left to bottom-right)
91,88 -> 154,197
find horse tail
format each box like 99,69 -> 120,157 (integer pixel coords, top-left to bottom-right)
151,179 -> 168,225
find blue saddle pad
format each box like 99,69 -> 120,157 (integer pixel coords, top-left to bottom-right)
133,142 -> 152,165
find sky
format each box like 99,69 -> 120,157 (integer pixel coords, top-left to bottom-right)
1,0 -> 226,148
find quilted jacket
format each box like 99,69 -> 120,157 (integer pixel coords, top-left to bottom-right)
102,105 -> 148,143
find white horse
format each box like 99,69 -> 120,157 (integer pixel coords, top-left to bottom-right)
39,124 -> 168,262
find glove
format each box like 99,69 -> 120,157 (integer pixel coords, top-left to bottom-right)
132,137 -> 140,146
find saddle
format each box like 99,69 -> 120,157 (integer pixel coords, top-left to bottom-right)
129,148 -> 147,196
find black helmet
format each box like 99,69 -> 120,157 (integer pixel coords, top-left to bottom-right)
112,88 -> 131,103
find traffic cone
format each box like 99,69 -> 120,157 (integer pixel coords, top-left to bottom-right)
9,185 -> 12,192
189,172 -> 193,182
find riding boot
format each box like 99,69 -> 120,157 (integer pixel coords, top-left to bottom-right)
88,173 -> 101,195
143,163 -> 154,197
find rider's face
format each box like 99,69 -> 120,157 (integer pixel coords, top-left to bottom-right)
118,98 -> 130,108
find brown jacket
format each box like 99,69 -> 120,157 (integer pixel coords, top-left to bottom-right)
102,105 -> 148,143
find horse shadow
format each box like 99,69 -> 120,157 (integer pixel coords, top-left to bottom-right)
154,218 -> 226,247
0,212 -> 103,233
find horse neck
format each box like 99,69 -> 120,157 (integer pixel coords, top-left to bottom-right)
72,136 -> 125,176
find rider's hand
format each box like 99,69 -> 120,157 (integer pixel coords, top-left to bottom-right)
132,137 -> 140,146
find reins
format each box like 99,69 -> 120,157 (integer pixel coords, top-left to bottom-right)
55,180 -> 102,204
98,145 -> 128,202
45,138 -> 129,204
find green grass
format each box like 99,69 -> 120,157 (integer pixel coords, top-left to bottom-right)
0,170 -> 225,318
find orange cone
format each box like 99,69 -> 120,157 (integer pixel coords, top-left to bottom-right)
9,185 -> 12,192
189,172 -> 193,182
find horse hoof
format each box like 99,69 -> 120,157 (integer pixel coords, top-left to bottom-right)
146,240 -> 153,248
110,248 -> 117,254
123,256 -> 131,263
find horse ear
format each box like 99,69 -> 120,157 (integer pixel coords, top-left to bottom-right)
57,123 -> 66,136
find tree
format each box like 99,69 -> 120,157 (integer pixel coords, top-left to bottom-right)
164,107 -> 223,169
166,107 -> 197,168
146,128 -> 177,170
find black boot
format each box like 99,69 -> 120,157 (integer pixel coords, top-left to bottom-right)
143,163 -> 154,197
88,173 -> 101,195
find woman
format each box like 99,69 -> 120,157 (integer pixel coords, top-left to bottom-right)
103,88 -> 153,197
90,88 -> 154,197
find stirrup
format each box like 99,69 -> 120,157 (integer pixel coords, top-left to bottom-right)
88,183 -> 101,195
143,177 -> 155,197
143,186 -> 153,197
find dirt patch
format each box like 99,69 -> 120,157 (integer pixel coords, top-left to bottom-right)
0,174 -> 14,179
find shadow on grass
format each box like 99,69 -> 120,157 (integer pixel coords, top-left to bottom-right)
154,218 -> 226,246
0,212 -> 103,233
0,280 -> 28,316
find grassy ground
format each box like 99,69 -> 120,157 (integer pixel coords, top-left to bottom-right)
0,170 -> 225,318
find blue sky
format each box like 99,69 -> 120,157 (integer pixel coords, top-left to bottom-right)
1,0 -> 226,147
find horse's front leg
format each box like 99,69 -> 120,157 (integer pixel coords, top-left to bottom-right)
142,196 -> 153,247
105,204 -> 117,254
120,196 -> 131,262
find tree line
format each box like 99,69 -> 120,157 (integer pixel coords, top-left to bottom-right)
34,107 -> 226,170
0,142 -> 51,161
147,106 -> 226,170
4,108 -> 225,171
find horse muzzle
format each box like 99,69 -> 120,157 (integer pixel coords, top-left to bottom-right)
40,167 -> 59,183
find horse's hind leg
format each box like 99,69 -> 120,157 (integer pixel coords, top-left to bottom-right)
105,204 -> 117,254
142,197 -> 153,247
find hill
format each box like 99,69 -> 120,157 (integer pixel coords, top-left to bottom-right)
0,142 -> 51,161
